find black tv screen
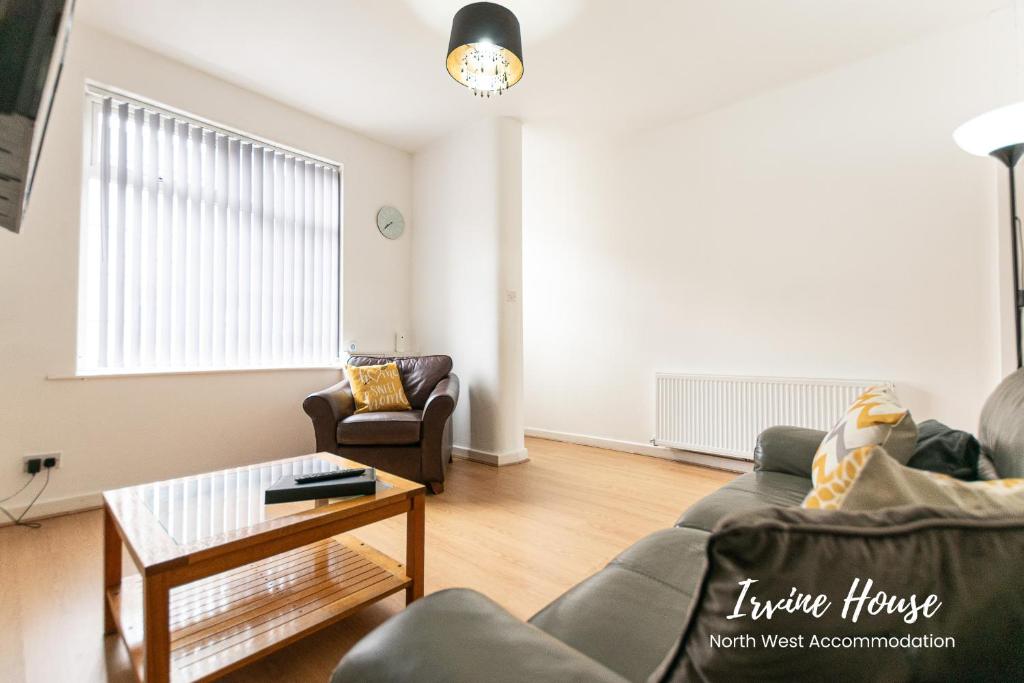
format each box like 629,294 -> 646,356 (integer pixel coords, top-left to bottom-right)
0,0 -> 75,233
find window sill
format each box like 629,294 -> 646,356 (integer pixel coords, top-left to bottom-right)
47,365 -> 345,381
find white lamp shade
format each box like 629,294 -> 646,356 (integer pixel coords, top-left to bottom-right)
953,101 -> 1024,156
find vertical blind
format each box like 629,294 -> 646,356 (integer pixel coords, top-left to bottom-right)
79,87 -> 342,374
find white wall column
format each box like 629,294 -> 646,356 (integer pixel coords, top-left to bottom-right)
412,117 -> 526,465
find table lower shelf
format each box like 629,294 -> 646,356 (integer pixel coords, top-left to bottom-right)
107,536 -> 410,683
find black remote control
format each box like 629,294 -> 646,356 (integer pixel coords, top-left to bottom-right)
294,468 -> 367,484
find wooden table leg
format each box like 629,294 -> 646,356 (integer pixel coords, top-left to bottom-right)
406,492 -> 425,605
103,504 -> 121,635
143,573 -> 171,683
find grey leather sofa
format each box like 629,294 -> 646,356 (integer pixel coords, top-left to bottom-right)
330,370 -> 1024,683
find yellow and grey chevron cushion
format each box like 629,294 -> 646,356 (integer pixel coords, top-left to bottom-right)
810,385 -> 916,487
804,445 -> 1024,512
803,445 -> 874,509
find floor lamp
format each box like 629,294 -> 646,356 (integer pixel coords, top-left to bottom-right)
954,101 -> 1024,369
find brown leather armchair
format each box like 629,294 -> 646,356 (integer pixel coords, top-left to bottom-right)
303,355 -> 459,494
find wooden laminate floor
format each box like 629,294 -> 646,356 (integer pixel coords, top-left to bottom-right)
0,437 -> 735,683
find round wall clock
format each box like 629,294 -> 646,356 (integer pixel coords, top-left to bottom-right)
376,206 -> 405,240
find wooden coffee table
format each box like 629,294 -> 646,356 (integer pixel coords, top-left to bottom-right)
102,453 -> 425,683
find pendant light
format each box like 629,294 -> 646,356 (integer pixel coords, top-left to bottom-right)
446,2 -> 524,97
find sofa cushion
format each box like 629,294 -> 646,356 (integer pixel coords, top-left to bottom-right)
528,527 -> 708,683
345,362 -> 412,413
804,444 -> 1024,513
348,355 -> 452,409
675,471 -> 811,532
979,367 -> 1024,478
331,589 -> 627,683
338,410 -> 422,446
654,506 -> 1024,683
812,385 -> 917,486
907,419 -> 980,480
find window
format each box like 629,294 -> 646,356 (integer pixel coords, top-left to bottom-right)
78,86 -> 342,374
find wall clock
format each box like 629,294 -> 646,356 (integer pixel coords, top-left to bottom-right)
376,206 -> 405,240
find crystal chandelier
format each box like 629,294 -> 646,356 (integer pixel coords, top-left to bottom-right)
446,3 -> 524,97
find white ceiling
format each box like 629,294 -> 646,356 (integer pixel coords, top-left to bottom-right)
78,0 -> 1006,152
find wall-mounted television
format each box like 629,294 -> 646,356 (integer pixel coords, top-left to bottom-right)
0,0 -> 75,233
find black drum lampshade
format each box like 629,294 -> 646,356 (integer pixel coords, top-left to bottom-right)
446,2 -> 524,97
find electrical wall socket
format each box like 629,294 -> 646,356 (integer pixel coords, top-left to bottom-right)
24,452 -> 61,471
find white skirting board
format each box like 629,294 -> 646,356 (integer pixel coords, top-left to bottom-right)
525,428 -> 754,474
5,448 -> 531,524
452,445 -> 530,467
1,490 -> 103,525
4,434 -> 738,525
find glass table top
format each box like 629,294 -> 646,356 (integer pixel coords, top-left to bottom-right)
135,455 -> 392,545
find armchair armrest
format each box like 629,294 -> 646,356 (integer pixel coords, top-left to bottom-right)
331,589 -> 627,683
302,379 -> 355,452
423,373 -> 459,426
420,374 -> 459,486
752,425 -> 826,478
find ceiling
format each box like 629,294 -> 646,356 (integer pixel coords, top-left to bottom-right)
78,0 -> 1006,152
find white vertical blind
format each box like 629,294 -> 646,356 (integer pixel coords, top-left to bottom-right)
79,87 -> 342,374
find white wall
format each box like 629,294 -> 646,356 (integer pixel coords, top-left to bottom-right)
524,20 -> 1009,451
0,24 -> 413,515
412,118 -> 527,464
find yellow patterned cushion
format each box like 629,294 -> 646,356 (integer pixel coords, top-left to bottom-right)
803,446 -> 874,509
345,362 -> 411,414
803,445 -> 1024,513
810,385 -> 916,487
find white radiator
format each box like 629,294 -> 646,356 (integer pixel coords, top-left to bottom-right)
654,374 -> 891,460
